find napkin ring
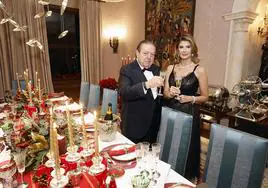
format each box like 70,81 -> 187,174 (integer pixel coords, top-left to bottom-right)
123,147 -> 128,154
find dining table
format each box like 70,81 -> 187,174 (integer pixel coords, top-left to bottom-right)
0,98 -> 196,188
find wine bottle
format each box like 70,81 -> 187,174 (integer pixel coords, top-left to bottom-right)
104,103 -> 113,121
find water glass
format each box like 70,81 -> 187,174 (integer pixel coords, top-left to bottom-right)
135,143 -> 143,170
151,143 -> 161,178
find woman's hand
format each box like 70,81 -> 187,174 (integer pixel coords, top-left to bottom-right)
169,86 -> 180,97
175,95 -> 193,103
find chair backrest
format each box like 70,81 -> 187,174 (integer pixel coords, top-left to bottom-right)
79,82 -> 90,107
158,106 -> 193,176
203,123 -> 268,188
101,88 -> 118,115
12,80 -> 27,96
87,84 -> 100,110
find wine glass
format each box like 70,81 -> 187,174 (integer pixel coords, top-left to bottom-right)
151,143 -> 161,179
12,150 -> 27,188
157,72 -> 166,96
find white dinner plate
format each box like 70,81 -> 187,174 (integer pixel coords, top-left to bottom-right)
111,144 -> 136,161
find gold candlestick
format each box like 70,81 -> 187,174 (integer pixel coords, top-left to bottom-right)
35,72 -> 38,89
28,81 -> 32,104
52,123 -> 60,177
80,104 -> 87,147
66,102 -> 74,151
16,73 -> 21,92
25,69 -> 29,85
94,111 -> 99,155
49,107 -> 54,156
38,79 -> 41,102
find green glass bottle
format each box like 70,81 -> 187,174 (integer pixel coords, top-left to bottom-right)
104,103 -> 113,121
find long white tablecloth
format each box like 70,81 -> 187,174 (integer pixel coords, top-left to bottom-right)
99,132 -> 196,187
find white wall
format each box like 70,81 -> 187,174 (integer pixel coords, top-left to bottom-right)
101,0 -> 145,80
194,0 -> 234,85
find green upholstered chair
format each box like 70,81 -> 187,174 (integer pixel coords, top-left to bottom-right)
87,84 -> 100,110
12,80 -> 26,96
203,123 -> 268,188
157,106 -> 193,176
79,81 -> 90,107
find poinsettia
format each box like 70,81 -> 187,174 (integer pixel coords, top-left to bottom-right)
99,78 -> 118,90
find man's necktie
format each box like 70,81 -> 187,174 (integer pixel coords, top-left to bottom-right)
142,68 -> 152,72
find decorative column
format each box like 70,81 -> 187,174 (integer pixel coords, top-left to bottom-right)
223,11 -> 257,91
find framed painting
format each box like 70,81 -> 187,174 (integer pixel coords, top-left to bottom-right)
145,0 -> 196,70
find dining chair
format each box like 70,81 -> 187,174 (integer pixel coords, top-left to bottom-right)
101,88 -> 118,116
79,81 -> 90,107
12,80 -> 27,96
157,106 -> 193,176
87,84 -> 100,111
203,123 -> 268,188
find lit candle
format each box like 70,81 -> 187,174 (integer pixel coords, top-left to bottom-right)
66,102 -> 74,151
28,81 -> 32,104
80,104 -> 87,147
121,57 -> 124,66
94,111 -> 99,155
38,79 -> 41,102
16,73 -> 21,92
35,72 -> 38,89
52,123 -> 60,177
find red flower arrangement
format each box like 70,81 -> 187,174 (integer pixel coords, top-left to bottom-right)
99,77 -> 118,90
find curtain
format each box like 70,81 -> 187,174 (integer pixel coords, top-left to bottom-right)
79,0 -> 103,84
0,0 -> 53,98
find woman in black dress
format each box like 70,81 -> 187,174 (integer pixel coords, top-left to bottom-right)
163,35 -> 208,181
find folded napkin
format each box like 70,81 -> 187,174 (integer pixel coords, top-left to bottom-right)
48,92 -> 64,98
108,145 -> 136,156
164,183 -> 196,188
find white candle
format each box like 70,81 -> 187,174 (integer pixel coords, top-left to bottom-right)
94,111 -> 99,155
16,73 -> 21,92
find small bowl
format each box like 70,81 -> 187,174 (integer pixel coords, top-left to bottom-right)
131,174 -> 150,188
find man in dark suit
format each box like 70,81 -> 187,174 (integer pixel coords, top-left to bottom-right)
119,40 -> 164,143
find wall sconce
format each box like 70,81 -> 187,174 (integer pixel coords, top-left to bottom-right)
109,36 -> 119,53
104,26 -> 126,53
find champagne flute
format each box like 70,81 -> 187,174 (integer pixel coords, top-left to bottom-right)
13,150 -> 27,188
175,75 -> 182,88
157,71 -> 166,96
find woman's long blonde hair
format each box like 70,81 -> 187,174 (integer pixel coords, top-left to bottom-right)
176,34 -> 200,64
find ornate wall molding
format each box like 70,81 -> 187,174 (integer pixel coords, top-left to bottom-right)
223,11 -> 258,32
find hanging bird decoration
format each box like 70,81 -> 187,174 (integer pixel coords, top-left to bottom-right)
60,0 -> 68,15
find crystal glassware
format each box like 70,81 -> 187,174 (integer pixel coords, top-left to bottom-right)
135,143 -> 143,170
157,72 -> 166,96
12,150 -> 27,188
175,75 -> 182,88
151,143 -> 161,178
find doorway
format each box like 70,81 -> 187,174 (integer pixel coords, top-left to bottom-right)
46,5 -> 80,101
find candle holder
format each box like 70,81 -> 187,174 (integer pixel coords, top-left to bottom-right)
50,168 -> 69,188
66,146 -> 81,162
45,151 -> 55,168
88,155 -> 105,174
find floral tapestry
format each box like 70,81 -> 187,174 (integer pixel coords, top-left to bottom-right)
145,0 -> 196,70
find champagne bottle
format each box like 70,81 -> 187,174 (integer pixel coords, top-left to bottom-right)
104,103 -> 113,121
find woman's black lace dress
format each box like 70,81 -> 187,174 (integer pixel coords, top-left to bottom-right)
166,64 -> 201,180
